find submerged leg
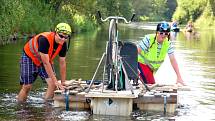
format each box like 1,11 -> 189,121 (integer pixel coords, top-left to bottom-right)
44,78 -> 56,100
17,84 -> 32,103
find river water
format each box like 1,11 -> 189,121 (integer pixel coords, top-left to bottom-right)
0,23 -> 215,121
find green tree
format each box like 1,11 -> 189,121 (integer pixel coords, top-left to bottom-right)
195,0 -> 215,27
173,0 -> 207,23
132,0 -> 171,21
165,0 -> 177,20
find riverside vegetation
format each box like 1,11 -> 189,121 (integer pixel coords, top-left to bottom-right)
0,0 -> 214,45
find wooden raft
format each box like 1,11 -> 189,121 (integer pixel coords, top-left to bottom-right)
53,80 -> 190,115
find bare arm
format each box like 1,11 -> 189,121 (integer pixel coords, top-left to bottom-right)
138,47 -> 142,54
59,57 -> 66,85
40,52 -> 64,90
169,54 -> 185,85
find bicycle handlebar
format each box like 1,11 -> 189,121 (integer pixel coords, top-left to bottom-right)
98,11 -> 135,24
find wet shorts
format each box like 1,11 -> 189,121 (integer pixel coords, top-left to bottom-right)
19,52 -> 54,85
138,62 -> 155,84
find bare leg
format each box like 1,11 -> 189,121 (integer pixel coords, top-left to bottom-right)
44,78 -> 56,100
17,84 -> 32,103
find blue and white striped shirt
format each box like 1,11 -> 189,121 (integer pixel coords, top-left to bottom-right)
138,35 -> 174,56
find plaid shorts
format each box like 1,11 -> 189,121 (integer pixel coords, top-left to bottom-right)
19,52 -> 54,85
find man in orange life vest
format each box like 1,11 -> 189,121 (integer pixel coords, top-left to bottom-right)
17,23 -> 72,102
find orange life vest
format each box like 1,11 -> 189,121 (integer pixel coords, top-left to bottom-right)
24,32 -> 63,66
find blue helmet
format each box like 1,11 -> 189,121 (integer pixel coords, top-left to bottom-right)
156,21 -> 170,32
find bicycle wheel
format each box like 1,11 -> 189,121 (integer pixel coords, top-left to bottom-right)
108,19 -> 117,65
106,19 -> 117,89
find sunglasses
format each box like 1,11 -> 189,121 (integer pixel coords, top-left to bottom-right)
58,33 -> 69,39
159,32 -> 169,35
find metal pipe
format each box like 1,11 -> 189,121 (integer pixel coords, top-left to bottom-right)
163,94 -> 167,115
86,53 -> 105,93
64,89 -> 69,111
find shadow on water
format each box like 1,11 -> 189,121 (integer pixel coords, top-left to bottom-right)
0,23 -> 215,120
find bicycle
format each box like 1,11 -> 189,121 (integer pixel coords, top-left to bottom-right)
86,11 -> 136,93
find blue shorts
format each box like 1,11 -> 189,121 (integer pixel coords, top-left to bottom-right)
19,52 -> 54,85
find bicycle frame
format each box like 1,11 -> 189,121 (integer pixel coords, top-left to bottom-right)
98,11 -> 135,91
86,11 -> 150,93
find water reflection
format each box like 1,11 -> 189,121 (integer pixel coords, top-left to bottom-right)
173,30 -> 215,121
59,111 -> 90,121
131,111 -> 176,121
170,32 -> 179,41
183,31 -> 200,41
0,24 -> 215,120
0,92 -> 91,121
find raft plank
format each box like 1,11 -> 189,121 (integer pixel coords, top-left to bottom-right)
54,91 -> 90,109
85,90 -> 137,98
54,100 -> 90,109
177,86 -> 191,91
134,93 -> 177,104
91,97 -> 133,116
54,94 -> 87,102
137,103 -> 177,113
151,84 -> 190,92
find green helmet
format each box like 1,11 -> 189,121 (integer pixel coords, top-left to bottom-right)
55,23 -> 72,35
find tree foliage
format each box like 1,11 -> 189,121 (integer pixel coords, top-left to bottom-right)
195,0 -> 215,28
172,0 -> 214,23
0,0 -> 214,44
132,0 -> 173,21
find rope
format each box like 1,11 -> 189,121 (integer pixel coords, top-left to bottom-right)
119,63 -> 123,89
121,57 -> 150,91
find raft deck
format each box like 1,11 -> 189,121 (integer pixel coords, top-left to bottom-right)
53,80 -> 189,116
